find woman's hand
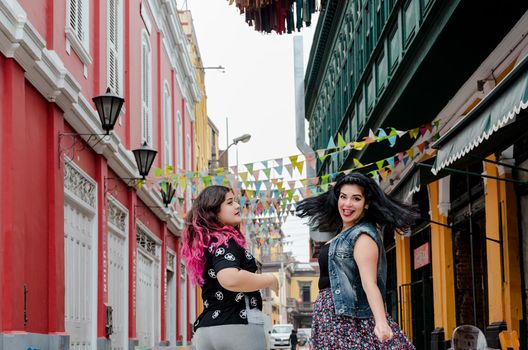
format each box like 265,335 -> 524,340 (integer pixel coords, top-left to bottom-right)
265,273 -> 279,295
374,320 -> 393,342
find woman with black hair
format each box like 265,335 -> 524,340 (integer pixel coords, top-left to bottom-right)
296,172 -> 417,349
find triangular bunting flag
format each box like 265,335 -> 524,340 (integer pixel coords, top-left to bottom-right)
245,163 -> 254,174
295,160 -> 305,174
327,137 -> 336,150
388,135 -> 397,147
352,141 -> 366,150
284,164 -> 293,177
263,168 -> 272,179
289,155 -> 299,168
377,128 -> 388,139
337,133 -> 347,148
409,128 -> 420,139
386,157 -> 395,170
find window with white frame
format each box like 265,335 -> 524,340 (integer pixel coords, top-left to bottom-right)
186,135 -> 192,209
66,0 -> 91,65
176,112 -> 183,170
141,31 -> 153,145
186,135 -> 192,171
163,82 -> 173,168
108,0 -> 123,95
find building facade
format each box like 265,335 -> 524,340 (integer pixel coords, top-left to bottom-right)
305,1 -> 527,349
0,0 -> 202,349
178,10 -> 219,174
286,263 -> 319,330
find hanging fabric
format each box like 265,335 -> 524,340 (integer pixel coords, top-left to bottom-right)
229,0 -> 321,34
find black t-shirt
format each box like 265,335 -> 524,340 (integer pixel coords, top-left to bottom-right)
318,243 -> 330,290
193,238 -> 263,331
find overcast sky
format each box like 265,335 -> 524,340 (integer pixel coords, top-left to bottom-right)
184,0 -> 319,262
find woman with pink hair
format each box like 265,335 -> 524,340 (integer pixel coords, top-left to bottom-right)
182,185 -> 279,350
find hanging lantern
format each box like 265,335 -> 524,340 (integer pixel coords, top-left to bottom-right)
92,87 -> 124,134
132,142 -> 157,179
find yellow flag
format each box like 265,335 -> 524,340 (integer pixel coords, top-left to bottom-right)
337,133 -> 347,148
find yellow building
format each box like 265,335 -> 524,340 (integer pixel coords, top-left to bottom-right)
388,43 -> 528,349
287,263 -> 319,329
178,10 -> 219,173
178,10 -> 220,319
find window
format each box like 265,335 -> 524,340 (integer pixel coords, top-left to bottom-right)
376,50 -> 387,94
163,82 -> 172,168
336,78 -> 341,118
376,0 -> 385,37
141,31 -> 152,145
108,0 -> 123,95
366,74 -> 375,112
388,24 -> 400,72
66,0 -> 91,65
356,23 -> 363,73
348,46 -> 354,99
349,107 -> 357,141
185,135 -> 192,209
403,0 -> 417,45
186,135 -> 192,171
300,283 -> 311,303
358,93 -> 365,130
342,123 -> 349,159
420,0 -> 432,16
176,112 -> 183,170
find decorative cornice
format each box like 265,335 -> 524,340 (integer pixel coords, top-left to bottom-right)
148,0 -> 201,108
0,0 -> 185,233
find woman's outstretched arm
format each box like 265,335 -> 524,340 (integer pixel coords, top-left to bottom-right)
217,268 -> 279,294
354,234 -> 393,342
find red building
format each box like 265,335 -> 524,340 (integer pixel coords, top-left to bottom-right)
0,0 -> 200,348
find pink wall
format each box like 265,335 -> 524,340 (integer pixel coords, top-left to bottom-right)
2,0 -> 191,339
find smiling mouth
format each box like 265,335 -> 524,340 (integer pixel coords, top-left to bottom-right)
342,210 -> 354,217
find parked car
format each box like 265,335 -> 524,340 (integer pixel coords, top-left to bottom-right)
269,324 -> 294,349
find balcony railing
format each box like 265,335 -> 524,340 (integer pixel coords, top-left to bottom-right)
298,302 -> 314,312
286,298 -> 314,313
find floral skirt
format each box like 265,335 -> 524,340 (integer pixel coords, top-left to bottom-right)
311,289 -> 415,350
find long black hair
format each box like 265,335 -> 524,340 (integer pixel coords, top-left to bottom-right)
296,172 -> 419,235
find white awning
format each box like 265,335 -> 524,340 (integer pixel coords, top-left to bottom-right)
432,55 -> 528,174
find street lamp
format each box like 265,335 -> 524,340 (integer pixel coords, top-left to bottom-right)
59,87 -> 125,165
196,65 -> 226,73
209,133 -> 251,172
132,141 -> 157,179
92,87 -> 124,134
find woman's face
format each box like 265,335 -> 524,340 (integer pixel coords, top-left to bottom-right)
217,191 -> 241,227
338,184 -> 367,231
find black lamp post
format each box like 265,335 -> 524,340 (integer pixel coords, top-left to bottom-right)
92,87 -> 124,135
132,142 -> 157,179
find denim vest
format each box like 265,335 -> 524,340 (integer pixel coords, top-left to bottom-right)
327,222 -> 387,318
